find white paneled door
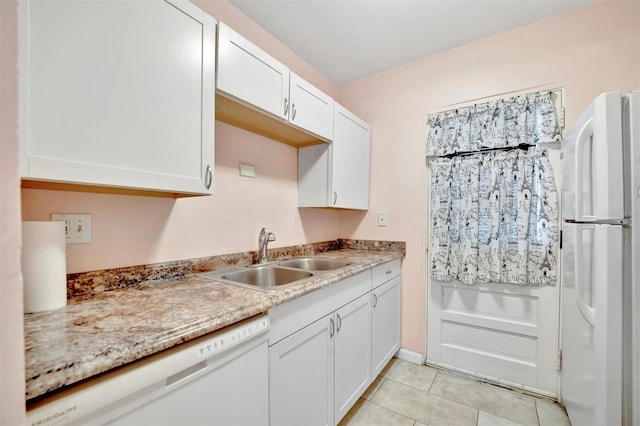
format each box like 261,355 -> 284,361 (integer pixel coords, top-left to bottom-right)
427,280 -> 560,395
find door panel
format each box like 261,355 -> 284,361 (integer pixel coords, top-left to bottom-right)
427,281 -> 559,395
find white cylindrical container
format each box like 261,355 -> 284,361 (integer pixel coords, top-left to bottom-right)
22,221 -> 67,313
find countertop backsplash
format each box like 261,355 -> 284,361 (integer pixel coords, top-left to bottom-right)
66,239 -> 404,298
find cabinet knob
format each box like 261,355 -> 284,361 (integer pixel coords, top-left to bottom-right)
333,191 -> 337,205
336,314 -> 342,332
329,317 -> 335,337
205,165 -> 213,189
284,98 -> 289,116
291,104 -> 297,120
373,293 -> 378,308
386,270 -> 392,275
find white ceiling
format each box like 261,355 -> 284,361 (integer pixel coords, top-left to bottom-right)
229,0 -> 596,85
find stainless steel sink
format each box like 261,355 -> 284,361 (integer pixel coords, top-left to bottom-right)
199,256 -> 356,292
217,265 -> 313,291
278,257 -> 351,271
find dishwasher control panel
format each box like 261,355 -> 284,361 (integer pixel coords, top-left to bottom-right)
196,316 -> 269,359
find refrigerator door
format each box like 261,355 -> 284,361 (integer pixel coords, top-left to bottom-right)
563,91 -> 624,222
628,90 -> 640,426
562,223 -> 622,426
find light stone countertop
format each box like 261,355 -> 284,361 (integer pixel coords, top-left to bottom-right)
24,249 -> 402,401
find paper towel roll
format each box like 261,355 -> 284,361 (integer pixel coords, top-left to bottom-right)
22,221 -> 67,313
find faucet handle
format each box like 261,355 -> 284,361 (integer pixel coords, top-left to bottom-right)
267,232 -> 276,242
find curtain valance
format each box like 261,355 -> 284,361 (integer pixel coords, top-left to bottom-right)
426,91 -> 561,157
430,147 -> 559,286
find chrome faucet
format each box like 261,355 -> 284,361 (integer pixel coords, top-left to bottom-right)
258,227 -> 276,264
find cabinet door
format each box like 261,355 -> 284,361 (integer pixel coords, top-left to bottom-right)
331,103 -> 371,210
334,293 -> 372,423
217,22 -> 289,121
289,73 -> 333,140
297,104 -> 371,210
269,315 -> 334,426
20,0 -> 215,195
372,276 -> 402,378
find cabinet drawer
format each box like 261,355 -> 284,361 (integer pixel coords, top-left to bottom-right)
269,271 -> 370,345
372,259 -> 401,289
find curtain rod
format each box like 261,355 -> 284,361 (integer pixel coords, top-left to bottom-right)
427,143 -> 544,160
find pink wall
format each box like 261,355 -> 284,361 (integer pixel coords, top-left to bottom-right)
21,1 -> 341,274
1,0 -> 26,424
337,0 -> 640,354
22,123 -> 339,272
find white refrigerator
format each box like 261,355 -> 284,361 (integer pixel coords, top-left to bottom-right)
561,90 -> 639,426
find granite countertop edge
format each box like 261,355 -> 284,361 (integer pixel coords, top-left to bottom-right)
24,247 -> 403,401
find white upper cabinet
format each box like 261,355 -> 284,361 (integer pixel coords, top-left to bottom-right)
332,104 -> 371,209
19,0 -> 216,197
289,72 -> 334,140
298,102 -> 371,210
216,22 -> 289,121
216,22 -> 333,145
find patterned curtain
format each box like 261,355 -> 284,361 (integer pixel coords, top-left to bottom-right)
427,91 -> 560,286
426,91 -> 561,157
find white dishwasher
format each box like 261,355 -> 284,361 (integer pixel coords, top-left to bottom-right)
27,315 -> 270,426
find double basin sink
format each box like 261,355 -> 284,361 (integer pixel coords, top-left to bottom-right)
200,257 -> 353,292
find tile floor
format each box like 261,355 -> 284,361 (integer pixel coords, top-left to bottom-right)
339,358 -> 571,426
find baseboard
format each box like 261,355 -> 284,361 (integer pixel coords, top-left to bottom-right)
395,348 -> 424,365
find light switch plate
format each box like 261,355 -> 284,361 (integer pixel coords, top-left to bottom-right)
378,212 -> 388,227
51,214 -> 92,244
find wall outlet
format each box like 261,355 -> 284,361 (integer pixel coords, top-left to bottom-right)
378,212 -> 389,227
51,214 -> 92,244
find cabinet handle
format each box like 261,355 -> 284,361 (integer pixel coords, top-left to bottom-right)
284,98 -> 289,116
373,293 -> 378,308
333,191 -> 337,205
336,314 -> 342,332
386,270 -> 392,275
329,317 -> 334,337
204,165 -> 213,189
292,104 -> 297,120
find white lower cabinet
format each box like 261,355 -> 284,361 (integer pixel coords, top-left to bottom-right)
371,275 -> 402,377
334,293 -> 372,422
269,315 -> 334,426
269,293 -> 371,426
268,261 -> 401,426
